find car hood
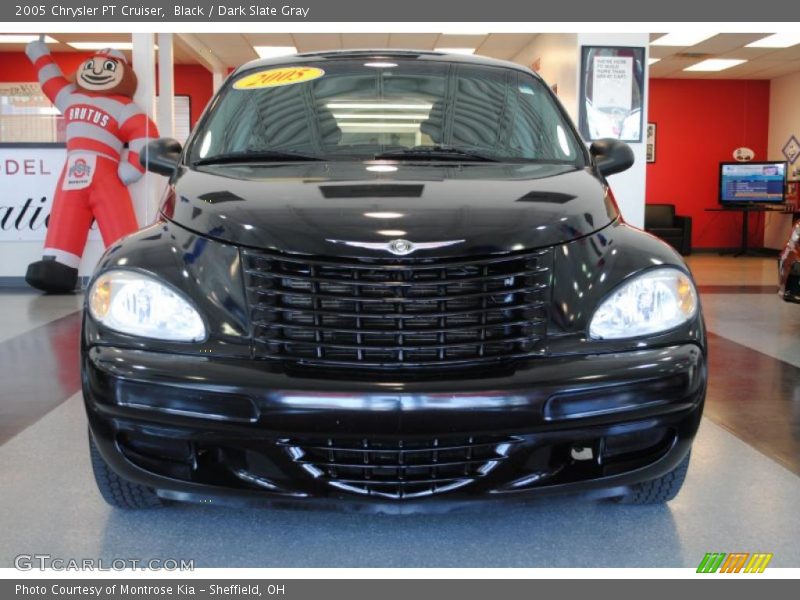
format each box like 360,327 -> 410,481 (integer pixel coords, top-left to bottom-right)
162,162 -> 617,258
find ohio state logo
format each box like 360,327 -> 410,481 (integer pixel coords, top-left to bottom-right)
69,159 -> 91,179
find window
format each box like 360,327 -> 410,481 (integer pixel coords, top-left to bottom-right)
190,59 -> 584,165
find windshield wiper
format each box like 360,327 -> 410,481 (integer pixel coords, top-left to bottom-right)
373,145 -> 500,162
193,150 -> 323,166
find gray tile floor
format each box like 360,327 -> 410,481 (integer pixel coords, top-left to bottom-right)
1,257 -> 799,568
702,293 -> 800,368
0,291 -> 82,344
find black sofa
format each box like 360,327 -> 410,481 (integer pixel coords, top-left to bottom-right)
644,204 -> 692,256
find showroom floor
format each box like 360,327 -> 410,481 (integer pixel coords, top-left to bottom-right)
0,255 -> 798,568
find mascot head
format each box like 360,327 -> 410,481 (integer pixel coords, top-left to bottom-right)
73,48 -> 137,97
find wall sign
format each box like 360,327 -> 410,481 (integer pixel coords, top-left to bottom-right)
782,135 -> 800,164
646,122 -> 656,163
733,147 -> 755,162
578,46 -> 645,142
0,146 -> 99,241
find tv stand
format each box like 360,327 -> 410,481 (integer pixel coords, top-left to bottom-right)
705,205 -> 789,257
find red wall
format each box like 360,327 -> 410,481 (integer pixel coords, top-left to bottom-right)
646,78 -> 771,249
0,51 -> 213,128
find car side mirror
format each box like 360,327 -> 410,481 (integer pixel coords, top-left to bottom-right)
590,138 -> 634,177
140,137 -> 183,177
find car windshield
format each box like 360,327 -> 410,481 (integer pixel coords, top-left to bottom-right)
189,58 -> 586,166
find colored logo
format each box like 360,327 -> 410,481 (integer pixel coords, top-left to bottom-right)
69,158 -> 91,179
233,67 -> 325,90
696,552 -> 773,573
326,238 -> 465,256
732,147 -> 754,162
782,135 -> 800,165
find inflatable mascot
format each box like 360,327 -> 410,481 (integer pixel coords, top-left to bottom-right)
25,37 -> 159,293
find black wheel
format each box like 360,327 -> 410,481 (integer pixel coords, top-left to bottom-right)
614,452 -> 691,505
89,430 -> 164,509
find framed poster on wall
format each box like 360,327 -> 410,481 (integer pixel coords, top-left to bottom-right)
578,46 -> 646,143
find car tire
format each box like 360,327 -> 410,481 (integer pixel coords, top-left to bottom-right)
613,452 -> 691,505
89,431 -> 164,509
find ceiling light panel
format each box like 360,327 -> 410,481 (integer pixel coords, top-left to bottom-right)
684,59 -> 747,72
253,46 -> 297,58
746,33 -> 800,48
434,47 -> 476,55
0,35 -> 57,43
68,42 -> 134,50
651,33 -> 718,47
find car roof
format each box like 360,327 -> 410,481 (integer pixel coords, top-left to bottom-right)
230,49 -> 542,80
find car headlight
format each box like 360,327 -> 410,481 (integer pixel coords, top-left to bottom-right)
589,267 -> 698,340
88,270 -> 206,341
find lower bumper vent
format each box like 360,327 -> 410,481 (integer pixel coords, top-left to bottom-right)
279,435 -> 521,499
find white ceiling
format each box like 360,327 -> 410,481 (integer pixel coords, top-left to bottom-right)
192,33 -> 539,65
649,33 -> 800,79
1,32 -> 538,67
5,32 -> 800,80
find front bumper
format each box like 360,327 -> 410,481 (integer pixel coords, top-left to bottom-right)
84,343 -> 706,513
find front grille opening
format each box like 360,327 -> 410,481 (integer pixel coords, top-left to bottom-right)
242,248 -> 553,370
117,432 -> 196,480
280,435 -> 522,499
499,429 -> 676,491
602,427 -> 673,463
114,428 -> 678,498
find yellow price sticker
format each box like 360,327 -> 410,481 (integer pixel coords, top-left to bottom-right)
233,66 -> 325,90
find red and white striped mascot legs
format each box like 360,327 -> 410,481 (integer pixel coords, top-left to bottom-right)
25,38 -> 159,293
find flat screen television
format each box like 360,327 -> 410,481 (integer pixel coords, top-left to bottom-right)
719,161 -> 787,205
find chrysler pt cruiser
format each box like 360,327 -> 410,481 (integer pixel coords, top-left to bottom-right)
83,50 -> 706,511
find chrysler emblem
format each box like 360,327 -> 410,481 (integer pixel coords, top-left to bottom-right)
388,239 -> 414,255
326,238 -> 465,255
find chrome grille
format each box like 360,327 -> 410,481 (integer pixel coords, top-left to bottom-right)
280,436 -> 521,499
242,248 -> 552,368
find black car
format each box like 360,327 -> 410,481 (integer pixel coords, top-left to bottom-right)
779,220 -> 800,302
83,50 -> 706,512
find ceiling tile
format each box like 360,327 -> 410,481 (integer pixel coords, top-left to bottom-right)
172,45 -> 196,64
340,33 -> 391,49
751,44 -> 800,61
717,46 -> 788,60
292,33 -> 342,53
649,56 -> 701,76
192,33 -> 255,64
386,33 -> 439,50
435,34 -> 488,49
49,32 -> 130,43
242,33 -> 295,46
649,47 -> 680,59
745,61 -> 800,78
689,33 -> 771,53
476,34 -> 537,60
